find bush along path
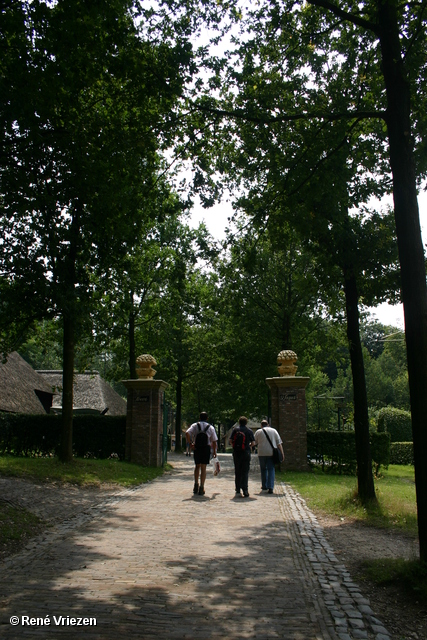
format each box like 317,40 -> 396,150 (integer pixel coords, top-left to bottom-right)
0,453 -> 391,640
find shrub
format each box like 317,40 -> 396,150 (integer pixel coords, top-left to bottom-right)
390,442 -> 414,465
307,431 -> 356,473
0,414 -> 61,456
72,415 -> 126,459
371,432 -> 391,470
0,413 -> 126,458
307,430 -> 390,473
377,407 -> 412,442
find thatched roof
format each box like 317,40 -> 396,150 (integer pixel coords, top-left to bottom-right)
0,352 -> 54,414
37,371 -> 126,416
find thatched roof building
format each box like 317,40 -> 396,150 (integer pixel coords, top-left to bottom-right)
0,352 -> 54,414
37,371 -> 126,416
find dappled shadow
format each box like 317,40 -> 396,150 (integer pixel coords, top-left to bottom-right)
0,459 -> 325,639
0,519 -> 319,639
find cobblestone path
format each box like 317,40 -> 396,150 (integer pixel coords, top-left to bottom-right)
0,454 -> 390,640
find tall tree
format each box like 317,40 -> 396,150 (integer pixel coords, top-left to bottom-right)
94,187 -> 187,380
183,0 -> 426,557
302,0 -> 427,561
190,38 -> 400,502
153,224 -> 217,450
0,0 -> 192,460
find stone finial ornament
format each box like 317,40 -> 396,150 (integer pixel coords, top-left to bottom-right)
136,354 -> 157,379
277,350 -> 298,377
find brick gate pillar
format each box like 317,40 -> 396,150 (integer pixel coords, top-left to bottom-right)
265,350 -> 309,471
123,355 -> 168,467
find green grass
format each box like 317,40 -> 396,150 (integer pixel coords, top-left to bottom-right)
0,502 -> 45,548
277,465 -> 426,599
361,558 -> 427,600
0,455 -> 171,486
277,464 -> 418,535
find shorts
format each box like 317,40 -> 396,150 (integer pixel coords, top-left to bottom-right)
194,445 -> 211,465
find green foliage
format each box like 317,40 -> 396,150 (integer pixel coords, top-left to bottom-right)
0,414 -> 61,457
371,432 -> 391,470
72,416 -> 126,459
307,431 -> 390,473
308,431 -> 357,473
1,0 -> 173,324
390,442 -> 414,466
377,407 -> 413,442
201,228 -> 350,424
0,414 -> 126,459
363,332 -> 409,409
18,320 -> 63,370
0,0 -> 194,459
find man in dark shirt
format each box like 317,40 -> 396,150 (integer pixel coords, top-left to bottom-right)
229,416 -> 255,497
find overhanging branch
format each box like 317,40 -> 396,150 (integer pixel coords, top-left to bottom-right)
306,0 -> 379,34
193,103 -> 386,125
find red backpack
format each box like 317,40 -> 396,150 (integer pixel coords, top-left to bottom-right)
232,429 -> 246,454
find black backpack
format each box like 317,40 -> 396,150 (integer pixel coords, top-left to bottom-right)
195,423 -> 210,449
232,429 -> 246,453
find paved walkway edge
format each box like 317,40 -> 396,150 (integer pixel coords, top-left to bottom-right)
279,483 -> 391,640
0,456 -> 392,640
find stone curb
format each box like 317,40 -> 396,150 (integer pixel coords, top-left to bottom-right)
279,483 -> 391,640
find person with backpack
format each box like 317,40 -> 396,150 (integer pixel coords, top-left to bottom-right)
229,416 -> 255,498
254,420 -> 284,494
185,412 -> 218,496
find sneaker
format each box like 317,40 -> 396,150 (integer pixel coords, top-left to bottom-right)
261,486 -> 267,491
243,492 -> 249,498
193,482 -> 199,494
268,488 -> 273,494
198,486 -> 205,496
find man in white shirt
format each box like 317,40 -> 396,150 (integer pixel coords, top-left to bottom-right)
254,420 -> 284,494
185,412 -> 218,496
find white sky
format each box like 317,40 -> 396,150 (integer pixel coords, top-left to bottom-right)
190,190 -> 427,330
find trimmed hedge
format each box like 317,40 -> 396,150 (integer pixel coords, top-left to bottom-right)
390,442 -> 414,465
377,407 -> 412,442
0,414 -> 61,456
307,430 -> 390,473
72,415 -> 126,459
370,432 -> 391,469
0,413 -> 126,459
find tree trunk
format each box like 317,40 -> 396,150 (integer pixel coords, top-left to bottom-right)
60,312 -> 74,462
59,205 -> 80,464
128,302 -> 137,379
343,269 -> 376,502
378,0 -> 427,563
281,273 -> 292,349
175,360 -> 183,452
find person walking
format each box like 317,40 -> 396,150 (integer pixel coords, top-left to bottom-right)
254,419 -> 284,494
229,416 -> 255,497
186,412 -> 218,496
